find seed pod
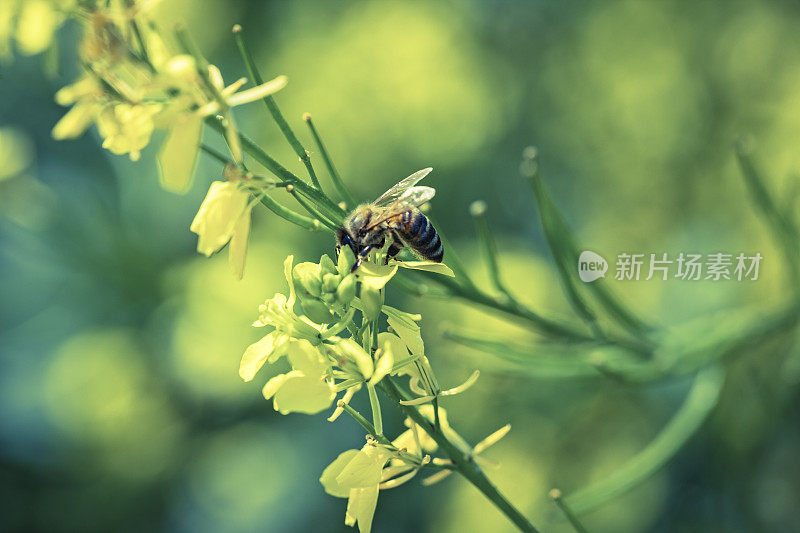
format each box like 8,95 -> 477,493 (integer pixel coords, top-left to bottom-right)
335,273 -> 357,305
299,298 -> 334,324
293,262 -> 322,297
337,247 -> 356,276
322,273 -> 341,293
360,284 -> 383,321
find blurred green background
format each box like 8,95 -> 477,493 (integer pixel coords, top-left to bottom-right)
2,1 -> 800,531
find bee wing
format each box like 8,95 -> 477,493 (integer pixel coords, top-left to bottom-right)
372,167 -> 433,206
364,187 -> 436,230
395,185 -> 436,208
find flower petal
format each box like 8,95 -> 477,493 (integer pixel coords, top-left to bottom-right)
190,181 -> 248,256
320,449 -> 361,498
262,371 -> 297,400
355,262 -> 398,291
52,102 -> 96,140
157,114 -> 202,193
386,314 -> 424,357
283,255 -> 297,308
368,341 -> 394,386
394,261 -> 455,277
239,331 -> 276,382
272,372 -> 335,415
228,205 -> 251,279
346,485 -> 379,533
336,450 -> 383,489
287,340 -> 328,376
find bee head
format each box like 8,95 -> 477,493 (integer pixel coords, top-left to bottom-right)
335,226 -> 358,255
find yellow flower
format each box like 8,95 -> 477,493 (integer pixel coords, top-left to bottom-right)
320,442 -> 396,533
97,103 -> 160,161
196,65 -> 288,117
12,0 -> 65,56
260,339 -> 335,415
51,76 -> 105,140
239,256 -> 324,381
189,179 -> 256,279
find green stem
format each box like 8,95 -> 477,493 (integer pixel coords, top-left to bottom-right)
232,25 -> 321,190
523,156 -> 602,337
304,114 -> 357,208
380,378 -> 540,533
128,17 -> 155,73
520,148 -> 650,339
419,271 -> 652,355
322,308 -> 357,339
564,366 -> 725,512
469,200 -> 513,299
286,186 -> 339,231
338,401 -> 393,446
206,118 -> 344,221
549,489 -> 589,533
200,144 -> 230,165
734,140 -> 800,287
366,384 -> 383,436
258,193 -> 321,230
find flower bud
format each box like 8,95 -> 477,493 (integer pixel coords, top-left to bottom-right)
319,254 -> 337,277
360,284 -> 383,321
162,54 -> 198,84
337,246 -> 356,276
321,292 -> 336,305
299,298 -> 334,324
335,274 -> 357,305
322,273 -> 341,293
293,262 -> 322,297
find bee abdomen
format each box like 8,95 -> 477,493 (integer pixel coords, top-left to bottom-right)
397,211 -> 443,263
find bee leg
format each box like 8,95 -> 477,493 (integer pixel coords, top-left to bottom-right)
387,243 -> 402,258
351,245 -> 374,273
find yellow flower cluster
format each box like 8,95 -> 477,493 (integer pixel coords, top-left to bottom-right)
0,0 -> 73,58
235,253 -> 495,533
239,255 -> 417,415
48,2 -> 286,192
319,406 -> 511,533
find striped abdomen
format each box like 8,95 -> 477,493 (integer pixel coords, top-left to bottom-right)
392,209 -> 444,262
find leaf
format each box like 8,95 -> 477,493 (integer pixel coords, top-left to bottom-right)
157,114 -> 202,193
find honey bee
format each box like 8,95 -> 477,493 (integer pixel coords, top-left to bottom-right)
336,167 -> 443,271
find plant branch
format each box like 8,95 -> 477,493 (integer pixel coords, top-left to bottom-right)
380,378 -> 540,533
232,25 -> 322,190
304,113 -> 357,208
